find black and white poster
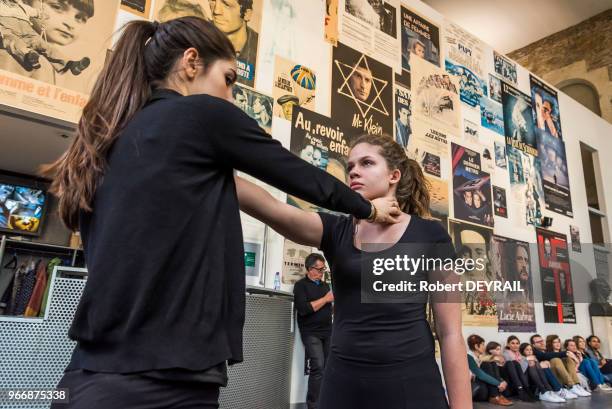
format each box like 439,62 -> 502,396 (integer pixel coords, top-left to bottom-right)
331,42 -> 393,136
394,79 -> 411,150
400,5 -> 440,72
494,50 -> 517,85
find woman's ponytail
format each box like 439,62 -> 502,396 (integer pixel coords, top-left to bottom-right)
42,17 -> 235,230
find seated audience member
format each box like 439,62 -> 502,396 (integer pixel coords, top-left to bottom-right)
467,335 -> 513,406
530,334 -> 580,399
566,338 -> 612,392
544,334 -> 591,397
518,343 -> 565,402
483,339 -> 534,402
586,335 -> 612,384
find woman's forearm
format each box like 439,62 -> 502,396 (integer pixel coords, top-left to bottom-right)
440,333 -> 472,409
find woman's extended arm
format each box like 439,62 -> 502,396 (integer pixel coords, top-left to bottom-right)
235,176 -> 323,247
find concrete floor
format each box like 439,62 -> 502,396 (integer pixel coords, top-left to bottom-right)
291,391 -> 612,408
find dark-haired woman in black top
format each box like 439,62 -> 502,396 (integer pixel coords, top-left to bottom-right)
236,134 -> 472,408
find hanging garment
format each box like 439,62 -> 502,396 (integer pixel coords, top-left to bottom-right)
24,260 -> 49,317
12,260 -> 38,316
7,264 -> 26,315
0,254 -> 18,298
38,257 -> 63,317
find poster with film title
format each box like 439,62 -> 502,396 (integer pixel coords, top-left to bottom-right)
407,120 -> 450,177
493,186 -> 507,218
394,79 -> 411,150
530,75 -> 562,140
282,239 -> 312,284
538,132 -> 573,217
288,106 -> 354,212
0,0 -> 118,123
507,146 -> 545,228
272,56 -> 316,122
451,143 -> 493,228
502,82 -> 537,157
331,42 -> 393,136
492,235 -> 536,333
448,220 -> 497,327
493,50 -> 517,85
400,5 -> 440,73
443,21 -> 487,107
411,56 -> 461,136
536,228 -> 576,324
340,0 -> 401,71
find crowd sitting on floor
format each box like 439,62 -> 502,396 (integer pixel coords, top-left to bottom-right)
467,334 -> 612,406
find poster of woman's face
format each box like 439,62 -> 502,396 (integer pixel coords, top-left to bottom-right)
0,0 -> 118,102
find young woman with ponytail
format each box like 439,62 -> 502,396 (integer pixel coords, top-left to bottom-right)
235,134 -> 472,408
45,17 -> 401,408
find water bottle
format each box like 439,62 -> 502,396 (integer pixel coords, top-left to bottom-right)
273,272 -> 281,290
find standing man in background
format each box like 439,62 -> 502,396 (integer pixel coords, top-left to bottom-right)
293,253 -> 333,409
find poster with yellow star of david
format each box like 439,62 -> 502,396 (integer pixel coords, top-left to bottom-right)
331,42 -> 393,137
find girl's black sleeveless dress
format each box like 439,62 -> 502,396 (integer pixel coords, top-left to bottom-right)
317,213 -> 453,409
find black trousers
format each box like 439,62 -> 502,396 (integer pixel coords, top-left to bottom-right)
479,362 -> 511,399
501,361 -> 529,393
302,333 -> 330,409
473,379 -> 499,401
50,369 -> 221,409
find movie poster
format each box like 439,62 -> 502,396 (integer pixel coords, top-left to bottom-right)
331,42 -> 393,136
427,176 -> 449,230
493,186 -> 507,218
481,143 -> 495,174
502,82 -> 537,156
530,75 -> 563,140
288,106 -> 354,211
408,120 -> 450,164
538,132 -> 573,217
491,235 -> 536,332
121,0 -> 152,18
394,80 -> 411,150
494,140 -> 507,168
421,152 -> 441,177
493,50 -> 517,85
0,0 -> 118,123
411,56 -> 461,136
399,5 -> 439,72
272,56 -> 316,122
480,97 -> 504,136
507,146 -> 545,227
452,143 -> 493,227
448,219 -> 497,327
536,228 -> 576,324
324,0 -> 339,45
153,0 -> 212,21
489,74 -> 502,103
282,239 -> 312,284
340,0 -> 401,70
463,119 -> 479,145
443,21 -> 486,107
232,83 -> 273,133
570,225 -> 581,253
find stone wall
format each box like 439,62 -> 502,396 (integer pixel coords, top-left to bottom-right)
508,9 -> 612,123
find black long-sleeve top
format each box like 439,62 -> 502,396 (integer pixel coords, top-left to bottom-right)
293,276 -> 332,337
66,89 -> 371,375
533,348 -> 567,361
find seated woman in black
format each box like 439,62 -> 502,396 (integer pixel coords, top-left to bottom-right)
235,134 -> 471,408
466,335 -> 512,406
483,340 -> 534,402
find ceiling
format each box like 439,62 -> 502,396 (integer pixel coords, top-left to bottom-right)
0,110 -> 75,177
422,0 -> 611,53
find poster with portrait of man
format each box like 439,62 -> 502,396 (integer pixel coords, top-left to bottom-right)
507,146 -> 545,228
530,75 -> 562,140
340,0 -> 400,70
502,82 -> 537,156
153,0 -> 212,21
400,5 -> 439,73
121,0 -> 152,18
491,235 -> 536,333
448,219 -> 497,327
536,228 -> 576,324
232,83 -> 273,133
538,131 -> 572,217
394,80 -> 411,150
331,42 -> 393,136
411,56 -> 461,136
206,0 -> 262,87
451,143 -> 493,228
288,106 -> 354,212
272,56 -> 316,122
0,0 -> 118,123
